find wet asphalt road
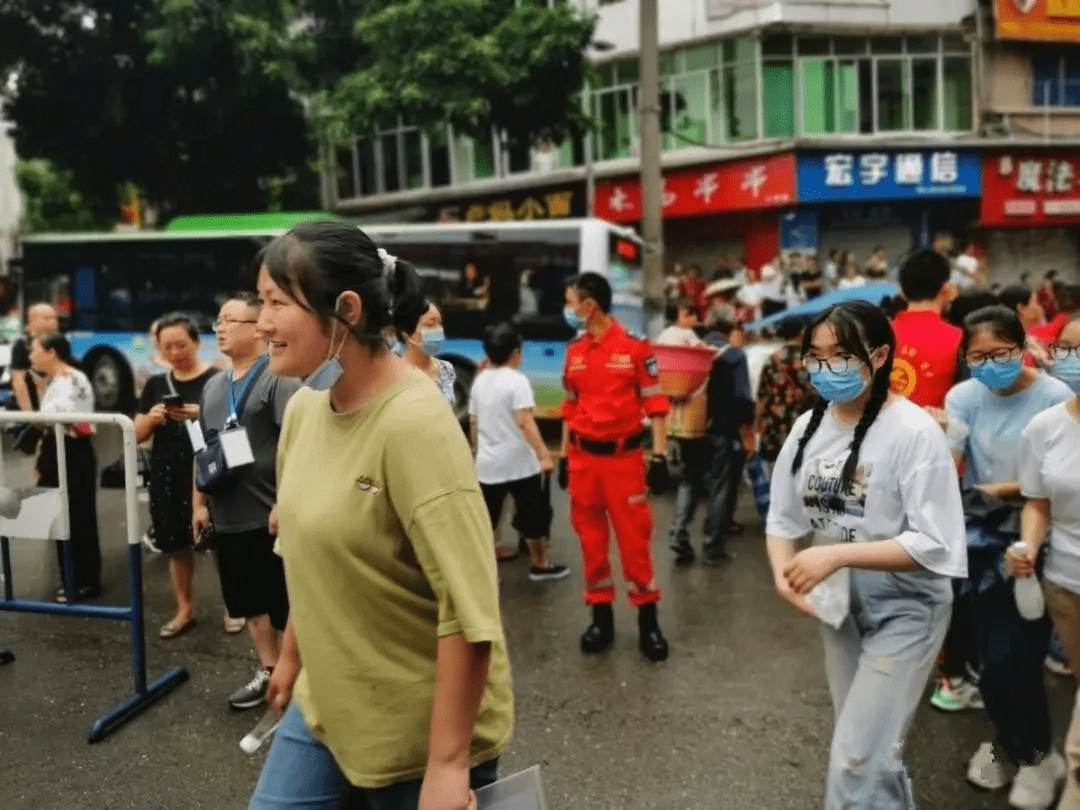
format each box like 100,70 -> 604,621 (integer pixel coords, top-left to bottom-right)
1,450 -> 1078,810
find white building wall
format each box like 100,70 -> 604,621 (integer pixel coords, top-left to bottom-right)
574,0 -> 976,56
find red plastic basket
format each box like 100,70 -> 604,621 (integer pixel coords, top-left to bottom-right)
652,343 -> 716,397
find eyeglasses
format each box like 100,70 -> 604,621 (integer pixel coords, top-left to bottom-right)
1051,344 -> 1080,361
965,347 -> 1022,368
801,354 -> 857,374
214,318 -> 257,329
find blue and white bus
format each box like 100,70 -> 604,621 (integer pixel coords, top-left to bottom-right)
11,216 -> 644,418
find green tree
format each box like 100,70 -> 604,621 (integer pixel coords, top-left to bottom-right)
1,0 -> 315,223
16,159 -> 104,232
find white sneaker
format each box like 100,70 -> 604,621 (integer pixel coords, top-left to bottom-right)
1008,750 -> 1066,810
968,742 -> 1010,791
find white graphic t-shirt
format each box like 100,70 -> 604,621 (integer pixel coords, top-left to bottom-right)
767,397 -> 967,580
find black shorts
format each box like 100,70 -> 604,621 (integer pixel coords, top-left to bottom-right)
215,528 -> 289,630
480,474 -> 552,541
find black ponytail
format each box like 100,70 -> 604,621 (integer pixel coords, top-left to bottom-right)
257,220 -> 421,351
790,300 -> 896,490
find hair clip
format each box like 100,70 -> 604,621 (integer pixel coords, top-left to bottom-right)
377,248 -> 397,275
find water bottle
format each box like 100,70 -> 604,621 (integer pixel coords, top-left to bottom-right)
1012,542 -> 1046,621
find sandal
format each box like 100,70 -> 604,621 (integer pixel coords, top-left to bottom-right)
494,544 -> 518,562
159,617 -> 197,639
223,613 -> 246,634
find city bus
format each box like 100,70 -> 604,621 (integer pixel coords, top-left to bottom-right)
10,216 -> 644,419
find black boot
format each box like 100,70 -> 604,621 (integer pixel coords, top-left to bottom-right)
580,604 -> 615,654
638,603 -> 669,662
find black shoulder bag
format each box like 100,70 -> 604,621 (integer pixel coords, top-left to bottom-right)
195,357 -> 268,495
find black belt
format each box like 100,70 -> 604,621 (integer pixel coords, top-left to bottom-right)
570,431 -> 645,456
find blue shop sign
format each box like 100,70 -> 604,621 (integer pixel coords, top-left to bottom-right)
798,149 -> 981,203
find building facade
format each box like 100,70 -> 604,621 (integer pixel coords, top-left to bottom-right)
327,0 -> 1080,284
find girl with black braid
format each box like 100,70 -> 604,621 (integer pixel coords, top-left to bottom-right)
766,300 -> 967,810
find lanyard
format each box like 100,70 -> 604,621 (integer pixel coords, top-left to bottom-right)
225,355 -> 269,428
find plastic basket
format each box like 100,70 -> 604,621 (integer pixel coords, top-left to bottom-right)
652,343 -> 716,398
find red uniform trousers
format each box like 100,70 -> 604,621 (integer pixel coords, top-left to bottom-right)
568,444 -> 660,607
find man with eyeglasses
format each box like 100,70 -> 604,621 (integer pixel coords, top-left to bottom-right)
193,292 -> 301,710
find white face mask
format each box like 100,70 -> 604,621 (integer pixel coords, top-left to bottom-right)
305,313 -> 348,391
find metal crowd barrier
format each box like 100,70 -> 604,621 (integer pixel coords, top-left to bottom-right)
0,411 -> 189,742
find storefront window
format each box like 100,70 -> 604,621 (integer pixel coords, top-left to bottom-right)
801,59 -> 835,135
912,59 -> 939,130
667,73 -> 709,149
876,59 -> 910,132
427,129 -> 451,188
596,87 -> 636,160
943,57 -> 972,130
763,60 -> 795,138
1033,49 -> 1080,107
723,38 -> 758,142
404,130 -> 425,190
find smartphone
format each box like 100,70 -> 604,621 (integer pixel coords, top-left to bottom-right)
162,394 -> 184,408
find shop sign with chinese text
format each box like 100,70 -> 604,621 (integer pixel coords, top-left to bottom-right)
994,0 -> 1080,43
593,153 -> 796,223
797,150 -> 981,203
436,182 -> 585,224
982,152 -> 1080,227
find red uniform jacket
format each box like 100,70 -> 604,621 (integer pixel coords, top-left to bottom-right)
562,321 -> 670,442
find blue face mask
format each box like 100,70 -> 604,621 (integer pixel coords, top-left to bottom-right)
971,358 -> 1024,391
1055,356 -> 1080,392
419,327 -> 445,356
809,368 -> 868,403
564,306 -> 584,330
305,318 -> 346,391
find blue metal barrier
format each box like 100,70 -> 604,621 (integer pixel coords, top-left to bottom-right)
0,412 -> 188,742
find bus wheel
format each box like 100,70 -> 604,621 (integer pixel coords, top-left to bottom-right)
450,360 -> 475,433
86,350 -> 134,413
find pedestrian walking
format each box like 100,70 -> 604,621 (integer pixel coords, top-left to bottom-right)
1010,313 -> 1080,809
667,314 -> 753,565
766,300 -> 967,810
944,305 -> 1071,807
754,315 -> 815,481
134,313 -> 220,639
395,295 -> 455,405
559,272 -> 672,662
192,293 -> 299,710
469,323 -> 568,582
249,221 -> 511,809
10,302 -> 58,414
31,331 -> 100,603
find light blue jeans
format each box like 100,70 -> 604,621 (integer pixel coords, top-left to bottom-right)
250,703 -> 500,810
819,570 -> 952,810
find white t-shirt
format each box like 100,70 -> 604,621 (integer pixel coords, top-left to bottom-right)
1019,401 -> 1080,594
952,254 -> 979,289
767,397 -> 967,579
656,326 -> 704,346
468,367 -> 541,485
838,276 -> 866,290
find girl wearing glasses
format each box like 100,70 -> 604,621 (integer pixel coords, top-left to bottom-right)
1009,314 -> 1080,809
944,305 -> 1071,807
766,301 -> 966,809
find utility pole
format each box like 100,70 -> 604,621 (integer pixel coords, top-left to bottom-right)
638,0 -> 664,337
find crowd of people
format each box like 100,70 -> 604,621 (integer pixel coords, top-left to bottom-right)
13,217 -> 1080,809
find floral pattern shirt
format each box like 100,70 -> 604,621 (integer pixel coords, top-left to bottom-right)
755,343 -> 816,461
435,358 -> 456,406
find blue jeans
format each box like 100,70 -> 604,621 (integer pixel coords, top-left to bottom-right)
669,435 -> 737,555
820,570 -> 951,809
969,580 -> 1054,766
250,704 -> 500,810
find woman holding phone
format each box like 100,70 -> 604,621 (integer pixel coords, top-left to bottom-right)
134,313 -> 219,639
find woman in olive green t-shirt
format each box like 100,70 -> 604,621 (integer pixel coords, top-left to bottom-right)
249,222 -> 513,810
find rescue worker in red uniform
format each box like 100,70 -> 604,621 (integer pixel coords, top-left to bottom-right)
558,273 -> 672,662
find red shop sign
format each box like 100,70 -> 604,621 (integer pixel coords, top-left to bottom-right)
594,153 -> 797,223
982,152 -> 1080,228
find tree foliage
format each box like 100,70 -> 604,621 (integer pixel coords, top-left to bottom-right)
0,0 -> 595,226
16,158 -> 104,232
1,0 -> 315,221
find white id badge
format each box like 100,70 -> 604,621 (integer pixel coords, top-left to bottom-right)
185,420 -> 206,452
220,428 -> 255,468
